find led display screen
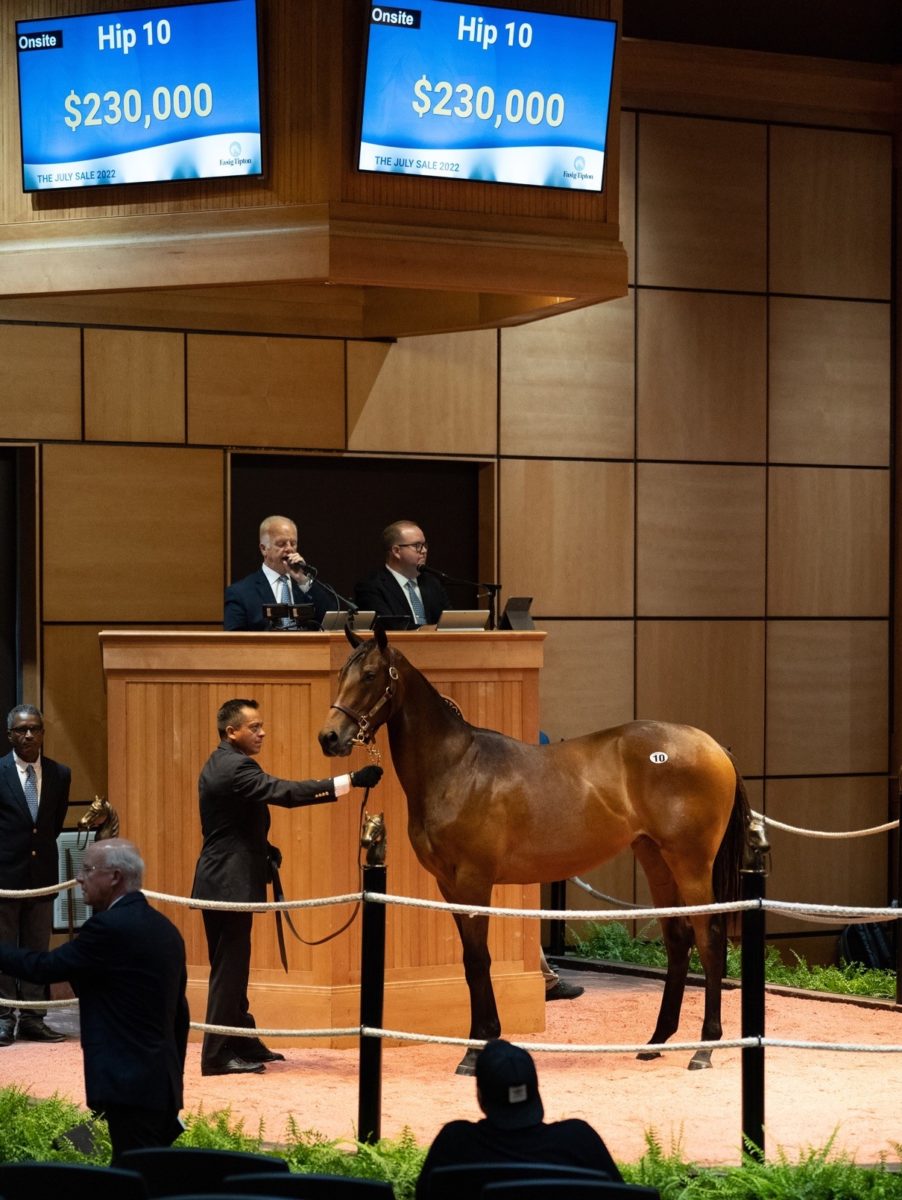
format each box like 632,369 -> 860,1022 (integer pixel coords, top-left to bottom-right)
15,0 -> 263,191
359,1 -> 617,191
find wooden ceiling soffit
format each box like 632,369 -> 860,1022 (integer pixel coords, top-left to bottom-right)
0,205 -> 627,338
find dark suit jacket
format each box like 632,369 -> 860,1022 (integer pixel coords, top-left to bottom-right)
0,752 -> 70,890
354,566 -> 450,625
191,740 -> 339,903
0,890 -> 188,1115
224,567 -> 333,631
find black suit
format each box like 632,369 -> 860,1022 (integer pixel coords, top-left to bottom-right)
224,567 -> 334,631
191,740 -> 339,1069
0,890 -> 189,1160
0,751 -> 70,1021
354,566 -> 450,625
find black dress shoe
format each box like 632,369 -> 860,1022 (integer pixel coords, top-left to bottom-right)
545,979 -> 585,1001
242,1047 -> 286,1063
201,1057 -> 266,1077
16,1020 -> 66,1042
0,1022 -> 15,1047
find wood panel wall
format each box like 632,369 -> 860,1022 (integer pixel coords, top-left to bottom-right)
0,40 -> 895,966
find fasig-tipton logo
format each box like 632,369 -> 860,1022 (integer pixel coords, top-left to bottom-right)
370,5 -> 422,28
564,154 -> 595,183
18,29 -> 64,51
220,140 -> 252,168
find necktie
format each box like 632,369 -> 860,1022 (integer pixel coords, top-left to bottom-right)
23,765 -> 39,823
278,575 -> 292,627
406,579 -> 427,626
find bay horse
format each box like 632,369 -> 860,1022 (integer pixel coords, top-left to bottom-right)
318,626 -> 751,1074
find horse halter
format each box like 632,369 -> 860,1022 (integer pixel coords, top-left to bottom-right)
330,653 -> 399,747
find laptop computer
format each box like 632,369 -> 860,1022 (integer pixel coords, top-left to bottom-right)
320,610 -> 376,631
435,609 -> 491,631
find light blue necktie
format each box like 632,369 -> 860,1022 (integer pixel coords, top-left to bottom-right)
278,575 -> 292,627
406,580 -> 427,626
23,765 -> 39,823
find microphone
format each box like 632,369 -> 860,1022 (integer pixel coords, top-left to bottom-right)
286,558 -> 317,579
418,563 -> 450,580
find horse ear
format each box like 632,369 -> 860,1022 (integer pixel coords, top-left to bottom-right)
374,622 -> 389,653
344,624 -> 362,649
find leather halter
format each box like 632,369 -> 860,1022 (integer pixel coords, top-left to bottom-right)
330,656 -> 399,745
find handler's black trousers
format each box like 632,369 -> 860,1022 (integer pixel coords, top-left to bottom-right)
200,909 -> 267,1068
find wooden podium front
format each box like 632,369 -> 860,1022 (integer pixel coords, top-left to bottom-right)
99,630 -> 547,1046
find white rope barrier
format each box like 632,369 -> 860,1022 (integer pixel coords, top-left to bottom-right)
0,880 -> 78,900
194,1022 -> 359,1039
7,881 -> 902,925
142,889 -> 362,912
361,893 -> 760,921
750,810 -> 899,839
10,882 -> 901,1060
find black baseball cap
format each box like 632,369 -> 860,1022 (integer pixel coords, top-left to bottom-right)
476,1039 -> 544,1130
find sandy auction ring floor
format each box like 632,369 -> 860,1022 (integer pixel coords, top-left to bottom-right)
2,966 -> 901,1167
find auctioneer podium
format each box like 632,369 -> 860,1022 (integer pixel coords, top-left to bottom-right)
99,630 -> 547,1045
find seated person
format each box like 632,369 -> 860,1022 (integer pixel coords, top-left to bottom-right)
224,514 -> 332,630
354,520 -> 450,628
415,1039 -> 622,1199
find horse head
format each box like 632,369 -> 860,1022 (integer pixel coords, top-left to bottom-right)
76,795 -> 120,848
360,810 -> 386,866
318,623 -> 400,757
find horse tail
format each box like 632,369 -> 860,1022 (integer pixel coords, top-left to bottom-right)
713,753 -> 751,931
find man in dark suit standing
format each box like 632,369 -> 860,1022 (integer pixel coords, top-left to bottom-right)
0,837 -> 189,1163
191,697 -> 383,1076
224,514 -> 333,630
354,519 -> 450,627
0,704 -> 71,1045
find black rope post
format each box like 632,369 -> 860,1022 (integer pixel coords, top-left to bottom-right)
740,816 -> 770,1162
548,880 -> 567,957
358,861 -> 387,1144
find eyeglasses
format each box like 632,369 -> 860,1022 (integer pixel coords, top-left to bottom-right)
395,542 -> 428,553
9,725 -> 43,736
77,864 -> 112,877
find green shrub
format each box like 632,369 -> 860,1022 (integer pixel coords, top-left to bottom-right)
571,922 -> 897,999
0,1086 -> 109,1164
3,1090 -> 902,1200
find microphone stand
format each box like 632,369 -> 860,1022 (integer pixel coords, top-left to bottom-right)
315,576 -> 360,617
420,566 -> 501,630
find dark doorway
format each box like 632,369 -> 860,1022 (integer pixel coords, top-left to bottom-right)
229,455 -> 486,608
0,448 -> 37,716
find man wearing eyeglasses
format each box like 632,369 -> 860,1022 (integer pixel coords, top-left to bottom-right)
353,519 -> 450,628
0,705 -> 71,1046
0,837 -> 189,1162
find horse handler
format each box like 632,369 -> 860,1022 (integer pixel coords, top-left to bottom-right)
191,697 -> 382,1076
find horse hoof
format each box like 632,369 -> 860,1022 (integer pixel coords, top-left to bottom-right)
688,1053 -> 713,1071
636,1049 -> 662,1061
455,1049 -> 479,1076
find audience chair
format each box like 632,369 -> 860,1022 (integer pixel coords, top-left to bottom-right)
118,1147 -> 290,1197
0,1162 -> 149,1200
482,1181 -> 661,1200
224,1173 -> 395,1197
426,1162 -> 612,1200
159,1194 -> 276,1200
